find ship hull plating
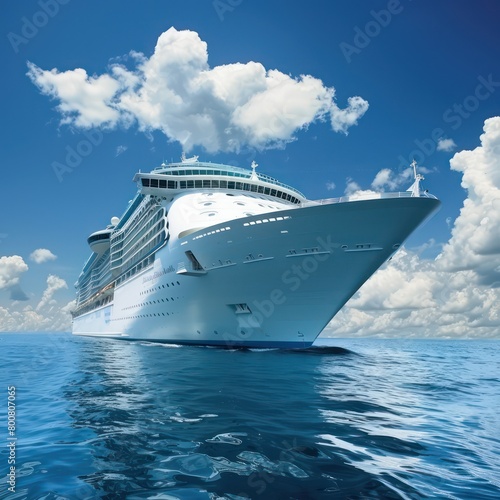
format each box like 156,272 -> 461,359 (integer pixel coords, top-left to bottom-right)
73,196 -> 440,347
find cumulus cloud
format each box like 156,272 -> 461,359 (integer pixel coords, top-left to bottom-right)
0,255 -> 28,290
437,137 -> 457,152
326,116 -> 500,339
26,64 -> 121,128
0,301 -> 74,332
329,96 -> 369,134
343,178 -> 379,199
36,274 -> 68,312
371,167 -> 413,191
30,248 -> 57,264
437,116 -> 500,286
370,164 -> 434,192
27,27 -> 369,153
348,250 -> 436,311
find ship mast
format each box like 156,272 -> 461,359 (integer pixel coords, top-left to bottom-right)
408,159 -> 424,197
250,161 -> 259,181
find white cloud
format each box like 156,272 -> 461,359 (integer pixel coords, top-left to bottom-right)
344,178 -> 361,195
30,248 -> 57,264
437,116 -> 500,286
26,63 -> 121,128
325,116 -> 500,339
328,250 -> 500,339
0,271 -> 73,331
329,96 -> 369,134
0,301 -> 74,332
36,274 -> 68,312
27,27 -> 369,153
349,250 -> 436,311
326,181 -> 336,191
115,145 -> 128,156
437,137 -> 457,152
0,255 -> 28,290
344,178 -> 379,199
371,167 -> 413,191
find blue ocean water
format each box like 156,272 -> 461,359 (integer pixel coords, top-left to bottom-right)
0,334 -> 499,499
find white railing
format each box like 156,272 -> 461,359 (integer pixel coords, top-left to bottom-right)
302,190 -> 437,207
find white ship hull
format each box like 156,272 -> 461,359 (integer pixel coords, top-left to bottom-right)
73,196 -> 439,348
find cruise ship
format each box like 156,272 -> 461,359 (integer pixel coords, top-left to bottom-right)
72,157 -> 440,348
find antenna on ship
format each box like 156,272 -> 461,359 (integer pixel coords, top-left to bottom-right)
408,159 -> 424,197
250,160 -> 259,181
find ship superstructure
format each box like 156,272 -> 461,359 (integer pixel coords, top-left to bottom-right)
72,158 -> 439,347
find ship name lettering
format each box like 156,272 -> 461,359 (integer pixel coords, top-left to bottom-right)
142,265 -> 175,283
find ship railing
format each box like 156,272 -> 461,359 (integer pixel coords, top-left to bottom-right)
303,190 -> 437,207
73,282 -> 116,317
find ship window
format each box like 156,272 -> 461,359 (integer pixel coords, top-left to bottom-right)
141,178 -> 150,187
258,186 -> 264,194
264,187 -> 270,195
194,180 -> 201,188
203,180 -> 211,188
220,180 -> 227,188
228,181 -> 235,189
167,180 -> 176,189
159,179 -> 167,188
212,180 -> 219,188
187,180 -> 194,188
151,179 -> 159,188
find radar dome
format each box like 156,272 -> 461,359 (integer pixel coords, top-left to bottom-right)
111,216 -> 120,226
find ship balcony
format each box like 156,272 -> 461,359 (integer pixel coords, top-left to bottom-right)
176,262 -> 207,276
88,229 -> 111,255
177,250 -> 206,276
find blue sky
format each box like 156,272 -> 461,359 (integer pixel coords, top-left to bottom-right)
1,0 -> 500,336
